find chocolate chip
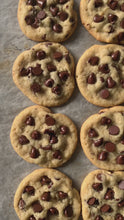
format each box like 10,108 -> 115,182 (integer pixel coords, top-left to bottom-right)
88,128 -> 98,138
115,214 -> 124,220
108,14 -> 117,23
48,207 -> 58,215
121,138 -> 124,144
95,216 -> 104,220
95,0 -> 103,7
32,201 -> 43,213
20,68 -> 29,76
45,115 -> 55,126
52,85 -> 61,95
64,205 -> 73,217
31,18 -> 39,29
99,64 -> 110,73
41,192 -> 50,201
87,197 -> 99,206
29,215 -> 36,220
23,186 -> 35,195
30,82 -> 41,93
88,56 -> 99,66
118,32 -> 124,42
52,24 -> 62,33
65,54 -> 71,64
37,10 -> 46,20
53,150 -> 62,160
58,71 -> 69,81
120,3 -> 124,11
94,14 -> 104,23
44,129 -> 55,136
100,89 -> 110,99
104,188 -> 114,200
47,63 -> 56,72
97,173 -> 102,181
92,183 -> 103,191
105,142 -> 116,152
36,0 -> 46,9
101,117 -> 111,125
44,78 -> 54,87
108,25 -> 115,33
111,50 -> 120,61
116,155 -> 124,164
100,204 -> 112,213
121,79 -> 124,88
25,116 -> 35,126
100,77 -> 105,82
30,147 -> 39,158
19,135 -> 29,145
40,145 -> 52,150
58,0 -> 68,4
60,126 -> 68,135
27,0 -> 37,6
53,52 -> 63,61
49,5 -> 59,16
18,198 -> 25,210
120,19 -> 124,29
50,135 -> 58,144
25,15 -> 35,25
109,125 -> 120,135
118,200 -> 124,207
98,151 -> 108,161
58,11 -> 68,21
36,50 -> 46,60
31,130 -> 41,140
108,0 -> 118,10
118,181 -> 124,190
87,73 -> 96,84
94,138 -> 103,147
58,191 -> 68,200
40,176 -> 52,186
32,64 -> 43,76
106,77 -> 116,88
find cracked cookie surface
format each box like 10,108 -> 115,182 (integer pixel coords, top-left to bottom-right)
81,169 -> 124,220
18,0 -> 77,42
10,105 -> 78,168
14,168 -> 81,220
12,43 -> 75,107
80,0 -> 124,44
76,44 -> 124,107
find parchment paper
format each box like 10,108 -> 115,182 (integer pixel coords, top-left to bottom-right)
0,1 -> 104,219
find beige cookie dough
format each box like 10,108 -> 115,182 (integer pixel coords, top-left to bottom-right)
12,42 -> 75,107
81,169 -> 124,220
80,0 -> 124,44
18,0 -> 77,42
14,168 -> 81,220
10,105 -> 78,168
76,44 -> 124,107
80,106 -> 124,171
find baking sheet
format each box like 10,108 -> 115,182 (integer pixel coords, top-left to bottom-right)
0,0 -> 104,219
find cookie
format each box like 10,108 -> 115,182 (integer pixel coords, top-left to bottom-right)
80,106 -> 124,171
12,43 -> 75,107
81,169 -> 124,220
14,168 -> 81,220
17,0 -> 77,42
10,105 -> 78,168
80,0 -> 124,44
76,44 -> 124,107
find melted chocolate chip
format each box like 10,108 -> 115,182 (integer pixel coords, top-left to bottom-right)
88,128 -> 98,138
88,56 -> 99,66
118,32 -> 124,42
36,0 -> 46,9
45,115 -> 55,126
53,52 -> 63,61
95,0 -> 103,8
31,18 -> 39,29
115,214 -> 124,220
18,198 -> 25,210
41,192 -> 50,201
30,147 -> 39,158
50,5 -> 59,16
58,191 -> 68,200
118,200 -> 124,207
111,50 -> 120,61
100,204 -> 112,213
108,14 -> 117,23
60,126 -> 68,135
53,150 -> 62,159
44,129 -> 55,136
104,188 -> 114,200
94,14 -> 104,23
37,10 -> 46,20
95,216 -> 104,220
49,134 -> 58,143
19,135 -> 29,145
48,207 -> 58,215
92,183 -> 103,191
52,85 -> 61,95
53,24 -> 62,33
20,68 -> 29,76
97,173 -> 102,181
118,180 -> 124,190
27,0 -> 37,6
44,78 -> 54,87
106,77 -> 116,88
94,138 -> 103,147
32,201 -> 43,213
98,151 -> 108,161
30,82 -> 41,93
40,176 -> 52,186
31,130 -> 41,140
104,142 -> 116,152
108,0 -> 118,10
87,73 -> 96,84
32,64 -> 43,76
29,215 -> 36,220
65,54 -> 71,64
23,186 -> 35,195
58,71 -> 69,81
58,11 -> 68,21
36,51 -> 46,60
47,63 -> 56,72
25,116 -> 35,126
64,205 -> 73,217
87,197 -> 99,206
40,145 -> 52,150
116,155 -> 124,164
25,15 -> 35,25
101,117 -> 111,125
99,64 -> 110,73
120,3 -> 124,12
100,89 -> 110,99
109,125 -> 120,135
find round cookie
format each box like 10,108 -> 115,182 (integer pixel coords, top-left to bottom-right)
76,44 -> 124,107
18,0 -> 77,42
10,105 -> 78,168
14,168 -> 81,220
81,169 -> 124,220
80,106 -> 124,171
80,0 -> 124,44
12,43 -> 75,107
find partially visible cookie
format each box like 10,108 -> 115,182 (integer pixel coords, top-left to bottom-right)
81,169 -> 124,220
18,0 -> 77,42
14,168 -> 81,220
80,106 -> 124,171
12,43 -> 75,107
10,105 -> 78,168
76,44 -> 124,107
80,0 -> 124,44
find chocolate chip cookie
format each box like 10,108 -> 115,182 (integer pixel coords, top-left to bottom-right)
81,169 -> 124,220
80,106 -> 124,170
80,0 -> 124,44
76,44 -> 124,107
18,0 -> 77,42
10,105 -> 78,167
14,168 -> 81,220
12,43 -> 75,106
